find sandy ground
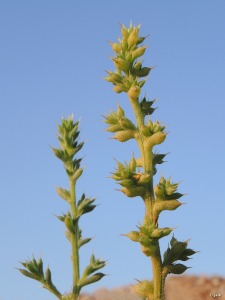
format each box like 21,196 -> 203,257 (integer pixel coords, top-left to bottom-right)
80,275 -> 225,300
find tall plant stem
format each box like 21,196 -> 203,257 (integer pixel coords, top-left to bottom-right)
69,179 -> 80,300
129,97 -> 144,129
161,268 -> 168,300
128,96 -> 163,300
151,247 -> 163,300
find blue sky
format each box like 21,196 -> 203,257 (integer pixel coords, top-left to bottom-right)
0,1 -> 225,299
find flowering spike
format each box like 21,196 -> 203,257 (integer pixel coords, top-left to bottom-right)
105,23 -> 196,299
19,116 -> 105,298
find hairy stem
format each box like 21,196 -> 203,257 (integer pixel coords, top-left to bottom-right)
129,97 -> 144,129
161,268 -> 168,300
128,95 -> 163,300
151,246 -> 163,300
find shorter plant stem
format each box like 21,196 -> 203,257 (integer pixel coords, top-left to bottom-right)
42,281 -> 62,299
69,179 -> 80,299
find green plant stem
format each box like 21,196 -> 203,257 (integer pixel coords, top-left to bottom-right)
128,95 -> 163,300
129,97 -> 144,129
161,268 -> 168,300
128,97 -> 146,171
69,179 -> 80,300
144,192 -> 154,222
151,246 -> 163,300
41,281 -> 62,299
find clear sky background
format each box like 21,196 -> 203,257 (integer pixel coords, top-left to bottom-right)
0,1 -> 225,299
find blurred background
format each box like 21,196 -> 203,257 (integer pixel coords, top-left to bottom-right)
0,1 -> 225,299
